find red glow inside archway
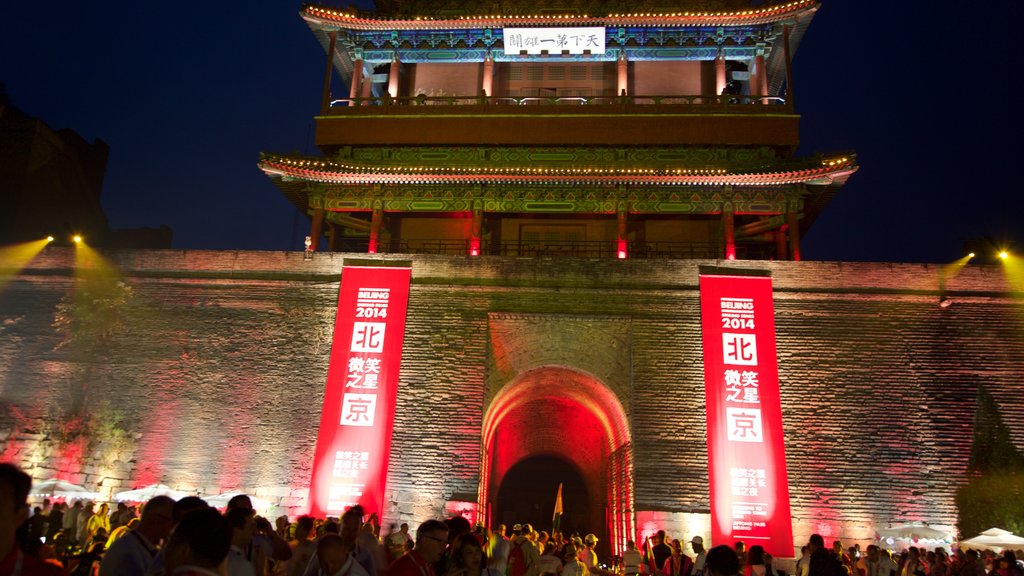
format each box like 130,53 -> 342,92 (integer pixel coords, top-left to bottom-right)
481,366 -> 633,555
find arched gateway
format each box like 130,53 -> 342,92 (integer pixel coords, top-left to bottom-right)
481,366 -> 633,555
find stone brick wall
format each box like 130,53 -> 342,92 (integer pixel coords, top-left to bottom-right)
0,248 -> 1021,550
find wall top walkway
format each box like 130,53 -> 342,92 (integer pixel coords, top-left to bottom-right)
6,248 -> 1022,298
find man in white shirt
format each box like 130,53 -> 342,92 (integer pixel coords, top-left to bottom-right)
99,495 -> 175,576
691,537 -> 707,576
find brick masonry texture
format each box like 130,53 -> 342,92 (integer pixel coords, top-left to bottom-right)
0,248 -> 1022,548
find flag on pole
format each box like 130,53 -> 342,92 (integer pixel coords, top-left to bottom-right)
552,482 -> 563,534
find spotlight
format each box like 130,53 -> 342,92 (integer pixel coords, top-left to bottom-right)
46,236 -> 55,242
72,235 -> 83,244
999,250 -> 1009,260
967,252 -> 975,259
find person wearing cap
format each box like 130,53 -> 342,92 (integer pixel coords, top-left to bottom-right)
691,537 -> 706,576
509,524 -> 539,576
581,535 -> 598,570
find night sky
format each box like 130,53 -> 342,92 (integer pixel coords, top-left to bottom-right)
2,1 -> 1021,263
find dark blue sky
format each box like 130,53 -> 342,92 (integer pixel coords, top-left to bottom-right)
2,1 -> 1021,263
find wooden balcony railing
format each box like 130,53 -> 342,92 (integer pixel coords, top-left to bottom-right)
326,94 -> 789,114
331,239 -> 779,260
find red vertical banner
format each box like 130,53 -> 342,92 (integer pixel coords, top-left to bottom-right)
699,274 -> 793,556
308,264 -> 412,518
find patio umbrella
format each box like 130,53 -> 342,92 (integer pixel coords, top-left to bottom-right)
959,528 -> 1024,551
29,479 -> 100,500
201,492 -> 273,511
114,484 -> 188,502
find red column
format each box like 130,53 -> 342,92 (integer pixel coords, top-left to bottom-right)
368,206 -> 383,254
309,209 -> 325,251
715,49 -> 727,97
616,205 -> 628,259
350,57 -> 364,101
775,227 -> 788,261
470,206 -> 482,256
482,54 -> 494,97
388,55 -> 400,98
783,24 -> 795,110
722,209 -> 736,260
755,51 -> 768,104
787,211 -> 801,261
617,53 -> 628,97
321,32 -> 337,114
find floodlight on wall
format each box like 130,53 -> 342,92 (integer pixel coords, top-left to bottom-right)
72,235 -> 83,244
46,236 -> 54,242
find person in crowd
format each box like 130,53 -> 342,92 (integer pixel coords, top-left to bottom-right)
99,495 -> 174,576
832,542 -> 852,575
808,534 -> 845,576
796,546 -> 811,576
77,500 -> 94,545
287,516 -> 317,576
387,524 -> 413,562
581,534 -> 599,571
743,546 -> 766,576
706,545 -> 740,576
318,533 -> 370,576
439,516 -> 473,576
562,543 -> 589,576
88,502 -> 112,541
901,548 -> 927,576
651,532 -> 673,574
64,501 -> 82,544
46,502 -> 64,544
227,506 -> 258,576
488,525 -> 510,576
360,516 -> 388,576
664,539 -> 694,576
931,549 -> 950,576
692,537 -> 707,576
622,540 -> 643,576
537,537 -> 563,576
509,523 -> 540,576
734,543 -> 747,573
878,549 -> 898,576
227,494 -> 292,575
26,506 -> 48,544
957,551 -> 981,576
164,507 -> 232,576
453,533 -> 502,576
0,463 -> 64,575
386,519 -> 449,576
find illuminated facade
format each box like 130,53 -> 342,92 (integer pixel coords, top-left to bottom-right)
259,0 -> 857,260
11,0 -> 1023,562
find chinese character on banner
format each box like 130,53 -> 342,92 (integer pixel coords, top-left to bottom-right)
723,333 -> 758,365
351,322 -> 386,353
341,393 -> 377,426
726,407 -> 763,443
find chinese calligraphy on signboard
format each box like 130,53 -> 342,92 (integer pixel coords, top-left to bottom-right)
502,27 -> 606,55
700,275 -> 793,556
308,265 -> 411,518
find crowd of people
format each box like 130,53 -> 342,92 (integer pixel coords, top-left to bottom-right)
3,463 -> 1024,576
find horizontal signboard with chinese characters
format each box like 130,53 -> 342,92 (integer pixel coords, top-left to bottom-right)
308,264 -> 411,518
502,27 -> 606,55
700,274 -> 794,557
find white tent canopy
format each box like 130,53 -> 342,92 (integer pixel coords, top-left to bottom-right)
201,492 -> 272,511
114,484 -> 189,502
959,528 -> 1024,551
877,523 -> 951,541
30,479 -> 100,500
